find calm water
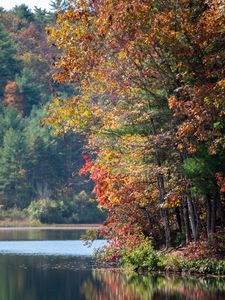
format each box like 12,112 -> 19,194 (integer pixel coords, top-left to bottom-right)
0,228 -> 224,300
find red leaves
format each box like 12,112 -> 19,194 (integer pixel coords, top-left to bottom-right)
215,172 -> 225,193
79,153 -> 92,175
48,0 -> 225,258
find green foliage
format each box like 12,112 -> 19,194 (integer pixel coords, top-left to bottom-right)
70,191 -> 106,223
0,25 -> 18,96
177,259 -> 225,276
122,237 -> 161,271
34,7 -> 53,24
26,191 -> 105,224
0,206 -> 27,222
49,0 -> 69,12
0,104 -> 103,222
12,5 -> 34,23
0,126 -> 31,208
26,198 -> 62,223
161,255 -> 225,276
0,105 -> 24,144
0,4 -> 104,224
183,146 -> 224,195
16,68 -> 45,115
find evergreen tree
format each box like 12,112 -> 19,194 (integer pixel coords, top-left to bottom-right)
12,4 -> 34,23
0,25 -> 18,97
49,0 -> 69,12
16,68 -> 45,115
0,105 -> 24,144
34,7 -> 53,24
0,127 -> 30,208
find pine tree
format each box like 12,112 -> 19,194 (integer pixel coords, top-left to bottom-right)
0,25 -> 18,97
16,68 -> 44,115
12,4 -> 34,23
0,127 -> 30,208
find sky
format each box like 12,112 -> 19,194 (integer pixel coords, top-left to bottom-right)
0,0 -> 52,11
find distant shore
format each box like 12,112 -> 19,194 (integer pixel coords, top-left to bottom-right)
0,224 -> 102,230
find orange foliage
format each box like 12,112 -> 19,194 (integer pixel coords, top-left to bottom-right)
4,81 -> 23,113
45,0 -> 225,255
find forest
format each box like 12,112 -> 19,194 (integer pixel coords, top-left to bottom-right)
0,2 -> 105,224
44,0 -> 225,266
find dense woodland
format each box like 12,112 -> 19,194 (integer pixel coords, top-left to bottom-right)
44,0 -> 225,259
0,2 -> 105,224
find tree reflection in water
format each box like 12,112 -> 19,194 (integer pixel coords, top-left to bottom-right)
0,254 -> 225,300
81,270 -> 225,300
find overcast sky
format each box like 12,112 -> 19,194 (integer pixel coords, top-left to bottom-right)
0,0 -> 52,11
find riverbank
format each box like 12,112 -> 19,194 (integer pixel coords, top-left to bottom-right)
0,223 -> 102,229
120,238 -> 225,277
134,256 -> 225,277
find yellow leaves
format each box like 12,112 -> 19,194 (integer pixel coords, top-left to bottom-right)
203,96 -> 210,105
53,98 -> 60,105
177,143 -> 184,151
118,50 -> 127,60
162,194 -> 181,209
43,96 -> 94,135
168,95 -> 178,110
83,110 -> 91,117
218,79 -> 225,90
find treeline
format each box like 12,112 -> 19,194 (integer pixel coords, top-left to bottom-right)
46,0 -> 225,256
0,3 -> 105,223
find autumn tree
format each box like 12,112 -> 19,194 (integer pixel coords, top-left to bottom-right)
45,0 -> 225,252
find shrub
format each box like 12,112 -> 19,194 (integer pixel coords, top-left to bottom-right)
26,198 -> 63,223
0,206 -> 27,221
177,259 -> 225,275
121,237 -> 161,271
162,257 -> 225,275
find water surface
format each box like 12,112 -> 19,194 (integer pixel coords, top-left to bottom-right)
0,228 -> 224,300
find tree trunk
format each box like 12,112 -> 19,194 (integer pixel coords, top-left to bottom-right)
186,191 -> 198,241
211,191 -> 217,234
150,118 -> 171,248
158,174 -> 171,248
175,207 -> 182,232
206,190 -> 218,237
193,198 -> 199,236
206,193 -> 212,237
182,196 -> 191,243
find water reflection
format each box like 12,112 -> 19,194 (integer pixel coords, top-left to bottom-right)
81,271 -> 225,300
0,255 -> 95,300
0,254 -> 225,300
0,228 -> 86,240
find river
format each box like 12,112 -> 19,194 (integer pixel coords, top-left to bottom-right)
0,228 -> 224,300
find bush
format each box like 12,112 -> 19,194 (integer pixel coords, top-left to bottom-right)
0,206 -> 27,221
161,256 -> 225,276
26,198 -> 63,223
177,259 -> 225,275
25,193 -> 106,224
121,237 -> 161,271
70,191 -> 106,223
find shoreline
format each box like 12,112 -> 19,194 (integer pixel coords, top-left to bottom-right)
135,268 -> 225,279
0,224 -> 102,230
